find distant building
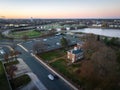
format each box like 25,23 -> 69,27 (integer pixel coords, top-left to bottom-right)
92,24 -> 102,27
67,43 -> 84,63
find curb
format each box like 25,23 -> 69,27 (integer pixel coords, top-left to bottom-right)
1,61 -> 12,90
31,53 -> 78,90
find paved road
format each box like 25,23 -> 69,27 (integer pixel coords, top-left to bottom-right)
16,46 -> 73,90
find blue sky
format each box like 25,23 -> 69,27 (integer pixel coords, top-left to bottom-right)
0,0 -> 120,18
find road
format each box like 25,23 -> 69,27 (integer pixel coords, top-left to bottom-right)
16,45 -> 74,90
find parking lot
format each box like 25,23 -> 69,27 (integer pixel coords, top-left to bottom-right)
20,34 -> 81,53
0,46 -> 11,60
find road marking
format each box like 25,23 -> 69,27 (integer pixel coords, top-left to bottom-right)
31,53 -> 78,90
17,44 -> 28,52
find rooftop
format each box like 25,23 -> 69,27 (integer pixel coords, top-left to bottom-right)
72,49 -> 83,54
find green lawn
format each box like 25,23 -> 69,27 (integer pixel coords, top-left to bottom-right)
50,59 -> 82,86
39,49 -> 65,61
0,61 -> 10,90
38,49 -> 82,86
9,30 -> 42,38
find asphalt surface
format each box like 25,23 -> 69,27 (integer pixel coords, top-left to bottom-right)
0,45 -> 11,59
0,34 -> 80,90
20,34 -> 81,53
16,46 -> 73,90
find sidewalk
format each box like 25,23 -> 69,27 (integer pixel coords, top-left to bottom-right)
14,58 -> 31,78
15,58 -> 47,90
32,53 -> 78,90
18,72 -> 47,90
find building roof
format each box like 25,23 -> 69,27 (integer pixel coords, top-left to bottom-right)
72,49 -> 83,54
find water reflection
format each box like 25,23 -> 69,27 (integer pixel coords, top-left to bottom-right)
71,28 -> 120,38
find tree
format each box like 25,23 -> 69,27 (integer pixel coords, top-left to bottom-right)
60,37 -> 68,48
91,47 -> 117,77
4,54 -> 9,63
10,50 -> 21,61
10,50 -> 14,61
116,49 -> 120,64
83,40 -> 104,60
6,65 -> 17,79
103,37 -> 120,46
22,35 -> 29,41
33,41 -> 45,54
80,46 -> 120,89
103,37 -> 110,45
0,32 -> 4,39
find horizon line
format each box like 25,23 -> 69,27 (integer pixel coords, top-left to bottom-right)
1,17 -> 120,20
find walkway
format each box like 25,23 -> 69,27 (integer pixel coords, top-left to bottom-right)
15,58 -> 47,90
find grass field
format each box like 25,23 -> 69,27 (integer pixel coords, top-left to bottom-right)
38,49 -> 82,86
50,59 -> 81,86
38,49 -> 65,61
9,30 -> 42,38
0,61 -> 10,90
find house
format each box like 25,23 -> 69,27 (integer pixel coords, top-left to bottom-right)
67,44 -> 84,63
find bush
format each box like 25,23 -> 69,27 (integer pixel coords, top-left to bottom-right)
10,74 -> 31,90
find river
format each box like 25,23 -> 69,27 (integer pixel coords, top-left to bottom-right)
70,28 -> 120,38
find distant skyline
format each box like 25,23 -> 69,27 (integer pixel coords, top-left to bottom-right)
0,0 -> 120,19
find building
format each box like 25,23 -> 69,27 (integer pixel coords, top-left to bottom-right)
67,44 -> 84,63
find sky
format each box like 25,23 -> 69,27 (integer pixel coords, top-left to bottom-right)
0,0 -> 120,19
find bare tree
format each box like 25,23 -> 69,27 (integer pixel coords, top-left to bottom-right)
22,35 -> 29,41
91,46 -> 117,77
10,50 -> 14,61
4,54 -> 9,63
6,65 -> 17,79
33,41 -> 45,54
10,50 -> 21,61
80,46 -> 119,89
83,40 -> 104,60
60,37 -> 68,48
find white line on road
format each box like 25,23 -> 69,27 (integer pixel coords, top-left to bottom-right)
17,44 -> 28,52
31,53 -> 78,90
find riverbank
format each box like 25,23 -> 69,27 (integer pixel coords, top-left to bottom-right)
70,28 -> 120,38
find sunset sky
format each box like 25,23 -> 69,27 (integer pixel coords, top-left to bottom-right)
0,0 -> 120,19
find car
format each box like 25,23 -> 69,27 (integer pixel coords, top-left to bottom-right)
48,74 -> 54,80
53,74 -> 59,79
43,39 -> 47,41
0,49 -> 5,55
55,33 -> 61,36
56,42 -> 60,45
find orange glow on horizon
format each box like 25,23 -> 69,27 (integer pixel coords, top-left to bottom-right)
0,0 -> 120,19
2,8 -> 120,19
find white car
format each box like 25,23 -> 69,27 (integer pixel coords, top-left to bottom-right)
43,39 -> 47,41
48,74 -> 54,80
0,49 -> 5,55
56,42 -> 60,45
